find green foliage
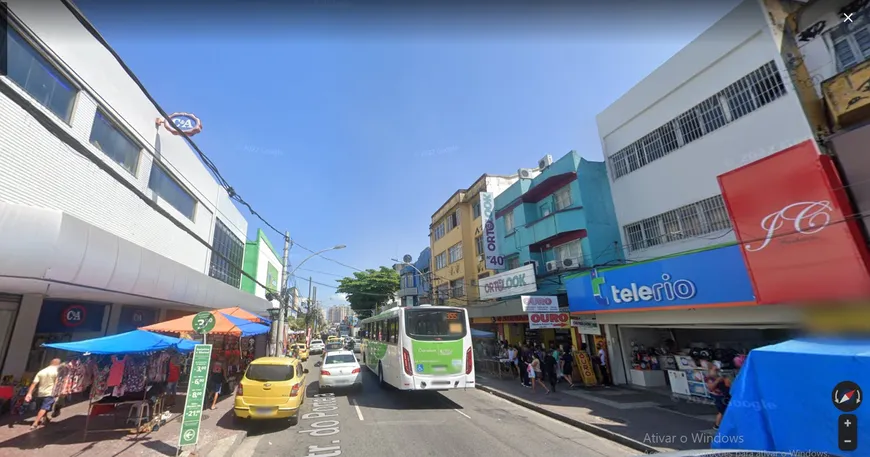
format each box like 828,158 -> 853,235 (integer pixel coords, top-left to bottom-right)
336,266 -> 400,314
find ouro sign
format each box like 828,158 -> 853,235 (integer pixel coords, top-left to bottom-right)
520,295 -> 559,313
478,264 -> 537,300
528,312 -> 570,329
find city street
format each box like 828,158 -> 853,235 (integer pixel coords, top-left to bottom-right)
230,356 -> 637,457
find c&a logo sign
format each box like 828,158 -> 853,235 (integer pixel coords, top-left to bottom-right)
61,305 -> 87,328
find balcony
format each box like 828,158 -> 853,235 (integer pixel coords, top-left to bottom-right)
822,53 -> 870,130
514,208 -> 586,248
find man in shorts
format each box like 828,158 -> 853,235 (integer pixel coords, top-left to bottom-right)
24,358 -> 61,430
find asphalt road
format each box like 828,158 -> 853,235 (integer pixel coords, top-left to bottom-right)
230,355 -> 639,457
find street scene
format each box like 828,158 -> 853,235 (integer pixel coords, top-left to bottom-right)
1,0 -> 870,456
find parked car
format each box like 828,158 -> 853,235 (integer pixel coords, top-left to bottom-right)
309,339 -> 325,354
319,350 -> 362,391
233,356 -> 308,425
290,343 -> 309,361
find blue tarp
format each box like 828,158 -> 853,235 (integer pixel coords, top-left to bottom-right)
42,330 -> 196,355
220,312 -> 270,337
471,329 -> 495,338
713,338 -> 870,454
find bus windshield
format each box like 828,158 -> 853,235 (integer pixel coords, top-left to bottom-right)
404,308 -> 467,341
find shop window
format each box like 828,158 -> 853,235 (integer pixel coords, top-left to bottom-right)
6,27 -> 78,122
90,110 -> 141,174
209,218 -> 245,288
148,163 -> 197,220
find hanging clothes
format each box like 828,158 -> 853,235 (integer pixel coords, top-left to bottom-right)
121,356 -> 147,393
107,355 -> 127,387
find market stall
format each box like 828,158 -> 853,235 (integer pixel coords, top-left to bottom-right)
140,311 -> 269,396
41,330 -> 196,439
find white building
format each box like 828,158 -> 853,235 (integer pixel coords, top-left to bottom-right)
0,0 -> 270,379
597,0 -> 816,261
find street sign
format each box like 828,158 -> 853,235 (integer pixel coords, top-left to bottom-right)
192,312 -> 216,334
178,344 -> 213,448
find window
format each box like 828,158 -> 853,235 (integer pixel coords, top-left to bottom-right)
609,61 -> 787,181
475,235 -> 484,256
506,256 -> 520,270
6,27 -> 77,122
446,210 -> 460,231
245,364 -> 294,382
623,195 -> 732,252
435,284 -> 449,304
433,222 -> 446,241
450,279 -> 465,298
554,240 -> 583,264
324,354 -> 357,364
830,10 -> 870,71
388,317 -> 398,344
90,111 -> 141,174
472,202 -> 481,219
504,211 -> 515,233
435,251 -> 448,270
209,219 -> 245,288
404,308 -> 467,341
553,185 -> 572,211
448,242 -> 463,263
148,164 -> 197,220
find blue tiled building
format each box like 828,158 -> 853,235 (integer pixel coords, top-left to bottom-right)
398,247 -> 431,306
493,151 -> 623,298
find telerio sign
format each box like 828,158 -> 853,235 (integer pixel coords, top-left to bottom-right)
520,295 -> 559,313
479,264 -> 537,300
480,192 -> 504,270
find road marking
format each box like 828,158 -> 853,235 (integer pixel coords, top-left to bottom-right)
351,397 -> 364,421
454,408 -> 471,419
233,434 -> 263,457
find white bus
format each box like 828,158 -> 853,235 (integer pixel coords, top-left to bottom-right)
359,305 -> 475,391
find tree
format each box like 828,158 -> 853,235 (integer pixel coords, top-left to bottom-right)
336,266 -> 400,314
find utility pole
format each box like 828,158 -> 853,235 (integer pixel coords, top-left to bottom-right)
276,231 -> 290,356
312,286 -> 318,332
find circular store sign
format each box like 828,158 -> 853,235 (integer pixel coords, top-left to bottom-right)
192,311 -> 217,334
61,305 -> 87,328
160,112 -> 203,136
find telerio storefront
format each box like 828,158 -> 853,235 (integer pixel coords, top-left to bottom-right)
566,245 -> 800,397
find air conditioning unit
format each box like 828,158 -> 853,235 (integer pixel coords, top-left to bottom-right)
523,260 -> 539,272
545,260 -> 559,272
538,154 -> 554,169
561,257 -> 581,270
518,168 -> 535,179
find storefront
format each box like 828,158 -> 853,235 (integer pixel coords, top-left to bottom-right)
566,244 -> 799,395
27,300 -> 110,374
0,294 -> 22,378
117,307 -> 160,334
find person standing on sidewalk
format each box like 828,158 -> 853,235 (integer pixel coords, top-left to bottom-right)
165,357 -> 181,407
706,366 -> 732,430
24,358 -> 61,430
517,351 -> 530,387
560,346 -> 576,388
209,362 -> 226,410
597,342 -> 612,386
543,350 -> 558,393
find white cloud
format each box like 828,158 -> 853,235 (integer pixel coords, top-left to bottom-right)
325,293 -> 348,305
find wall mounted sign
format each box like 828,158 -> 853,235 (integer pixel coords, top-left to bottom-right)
480,192 -> 505,269
520,295 -> 559,313
61,305 -> 87,328
571,315 -> 601,335
478,264 -> 537,300
156,112 -> 203,136
37,301 -> 106,333
527,312 -> 570,329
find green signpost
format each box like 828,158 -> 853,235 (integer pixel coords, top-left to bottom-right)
178,343 -> 213,451
192,311 -> 216,334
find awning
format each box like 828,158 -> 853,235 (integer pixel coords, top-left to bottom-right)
141,310 -> 269,336
218,306 -> 271,325
42,329 -> 196,354
471,329 -> 496,338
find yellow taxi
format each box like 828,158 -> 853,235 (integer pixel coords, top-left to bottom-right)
233,357 -> 308,424
291,343 -> 309,361
327,336 -> 340,343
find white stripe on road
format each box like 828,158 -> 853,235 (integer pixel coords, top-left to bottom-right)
454,408 -> 471,419
351,397 -> 364,421
233,434 -> 263,457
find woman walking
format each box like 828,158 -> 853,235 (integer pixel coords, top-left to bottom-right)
560,346 -> 576,388
529,355 -> 550,394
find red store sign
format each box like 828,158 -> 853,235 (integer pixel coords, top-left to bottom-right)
718,140 -> 870,304
528,312 -> 570,329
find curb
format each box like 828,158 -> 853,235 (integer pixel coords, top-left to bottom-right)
476,384 -> 659,455
182,429 -> 248,457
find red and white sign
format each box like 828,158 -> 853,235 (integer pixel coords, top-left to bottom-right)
528,312 -> 570,329
521,295 -> 559,313
61,305 -> 87,328
718,140 -> 870,304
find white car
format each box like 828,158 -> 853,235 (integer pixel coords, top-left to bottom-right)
319,350 -> 362,391
309,339 -> 325,354
352,338 -> 361,353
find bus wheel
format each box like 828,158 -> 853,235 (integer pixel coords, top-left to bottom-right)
378,365 -> 386,389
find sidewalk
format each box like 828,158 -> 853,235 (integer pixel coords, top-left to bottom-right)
476,374 -> 719,453
0,392 -> 244,457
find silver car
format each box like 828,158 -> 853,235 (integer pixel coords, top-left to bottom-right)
319,350 -> 362,391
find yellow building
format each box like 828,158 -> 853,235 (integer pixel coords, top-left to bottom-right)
429,174 -> 518,306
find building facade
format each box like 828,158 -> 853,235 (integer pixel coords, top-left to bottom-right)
467,152 -> 622,348
429,174 -> 518,306
398,247 -> 431,306
241,229 -> 285,300
328,305 -> 351,324
0,0 -> 269,380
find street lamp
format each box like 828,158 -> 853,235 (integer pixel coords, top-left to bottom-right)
392,256 -> 428,306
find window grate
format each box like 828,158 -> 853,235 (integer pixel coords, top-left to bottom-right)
622,195 -> 732,252
209,219 -> 245,288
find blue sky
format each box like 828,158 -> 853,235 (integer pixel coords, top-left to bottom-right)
75,1 -> 740,306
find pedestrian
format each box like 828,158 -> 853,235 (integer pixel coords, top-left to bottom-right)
597,343 -> 611,386
561,346 -> 576,388
517,351 -> 530,387
543,349 -> 558,393
705,366 -> 732,430
166,356 -> 181,407
506,345 -> 518,378
529,355 -> 549,394
24,358 -> 61,430
209,362 -> 226,410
